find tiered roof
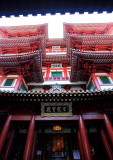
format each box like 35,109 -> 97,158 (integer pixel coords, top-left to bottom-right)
67,34 -> 113,51
71,49 -> 113,82
0,50 -> 43,82
0,35 -> 45,54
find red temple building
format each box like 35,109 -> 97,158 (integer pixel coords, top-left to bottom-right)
0,13 -> 113,160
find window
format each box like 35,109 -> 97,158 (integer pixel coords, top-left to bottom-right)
52,72 -> 62,78
4,78 -> 14,86
100,76 -> 111,84
20,83 -> 26,92
88,82 -> 94,91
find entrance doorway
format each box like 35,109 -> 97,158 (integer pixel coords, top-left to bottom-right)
46,134 -> 70,160
36,124 -> 75,160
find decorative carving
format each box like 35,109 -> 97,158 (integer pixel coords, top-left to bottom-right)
52,83 -> 61,91
0,67 -> 8,76
82,63 -> 96,74
17,65 -> 30,76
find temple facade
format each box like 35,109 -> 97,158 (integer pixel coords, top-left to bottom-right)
0,15 -> 113,160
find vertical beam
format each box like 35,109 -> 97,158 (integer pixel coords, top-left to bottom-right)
91,73 -> 101,90
23,116 -> 35,160
104,114 -> 113,146
46,67 -> 50,78
42,127 -> 45,160
100,129 -> 113,160
31,131 -> 37,160
64,67 -> 67,78
0,115 -> 12,155
3,128 -> 15,160
0,77 -> 5,85
77,131 -> 84,160
78,116 -> 92,160
14,75 -> 23,91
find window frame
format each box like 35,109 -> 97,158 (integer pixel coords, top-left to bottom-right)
1,78 -> 17,87
20,82 -> 27,92
88,81 -> 95,91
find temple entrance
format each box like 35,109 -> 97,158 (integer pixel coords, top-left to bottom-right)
36,124 -> 75,160
46,134 -> 69,160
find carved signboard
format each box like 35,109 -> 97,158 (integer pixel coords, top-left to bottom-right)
41,102 -> 72,117
51,63 -> 62,68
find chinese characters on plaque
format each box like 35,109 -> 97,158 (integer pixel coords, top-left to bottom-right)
41,102 -> 72,117
51,63 -> 62,68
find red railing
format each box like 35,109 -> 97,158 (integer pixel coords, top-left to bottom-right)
44,77 -> 70,81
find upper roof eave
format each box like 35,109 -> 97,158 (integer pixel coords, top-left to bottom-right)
0,50 -> 44,83
70,49 -> 113,82
0,88 -> 112,103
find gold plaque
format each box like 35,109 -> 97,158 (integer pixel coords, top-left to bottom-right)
41,102 -> 72,117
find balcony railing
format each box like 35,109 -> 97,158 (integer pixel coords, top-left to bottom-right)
100,84 -> 113,90
44,77 -> 70,81
0,86 -> 14,91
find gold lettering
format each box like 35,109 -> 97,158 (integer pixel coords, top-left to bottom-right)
62,107 -> 67,112
46,107 -> 51,112
52,107 -> 56,112
57,107 -> 61,112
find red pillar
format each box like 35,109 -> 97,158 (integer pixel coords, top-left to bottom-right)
77,131 -> 84,160
3,129 -> 15,160
0,115 -> 12,155
100,129 -> 113,160
64,68 -> 67,78
0,76 -> 5,85
78,116 -> 92,160
104,114 -> 113,146
46,67 -> 50,78
14,75 -> 23,91
31,131 -> 37,160
91,73 -> 101,90
23,116 -> 35,160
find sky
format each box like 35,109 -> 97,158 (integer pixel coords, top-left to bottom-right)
0,0 -> 113,17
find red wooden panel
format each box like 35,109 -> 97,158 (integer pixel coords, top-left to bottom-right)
83,114 -> 104,120
35,115 -> 79,121
11,115 -> 31,121
11,114 -> 104,121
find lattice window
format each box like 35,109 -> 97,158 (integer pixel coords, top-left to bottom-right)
100,76 -> 111,84
4,78 -> 14,86
52,72 -> 62,78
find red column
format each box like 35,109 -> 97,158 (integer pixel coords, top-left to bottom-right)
0,115 -> 12,155
78,116 -> 92,160
46,67 -> 50,78
64,68 -> 67,78
31,131 -> 37,160
104,114 -> 113,146
0,76 -> 5,85
14,75 -> 23,91
77,131 -> 84,160
100,129 -> 113,160
23,116 -> 35,160
3,129 -> 15,160
91,73 -> 101,90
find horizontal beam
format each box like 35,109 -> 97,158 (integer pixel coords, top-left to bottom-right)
28,81 -> 87,86
11,115 -> 31,121
82,114 -> 104,120
11,114 -> 104,121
